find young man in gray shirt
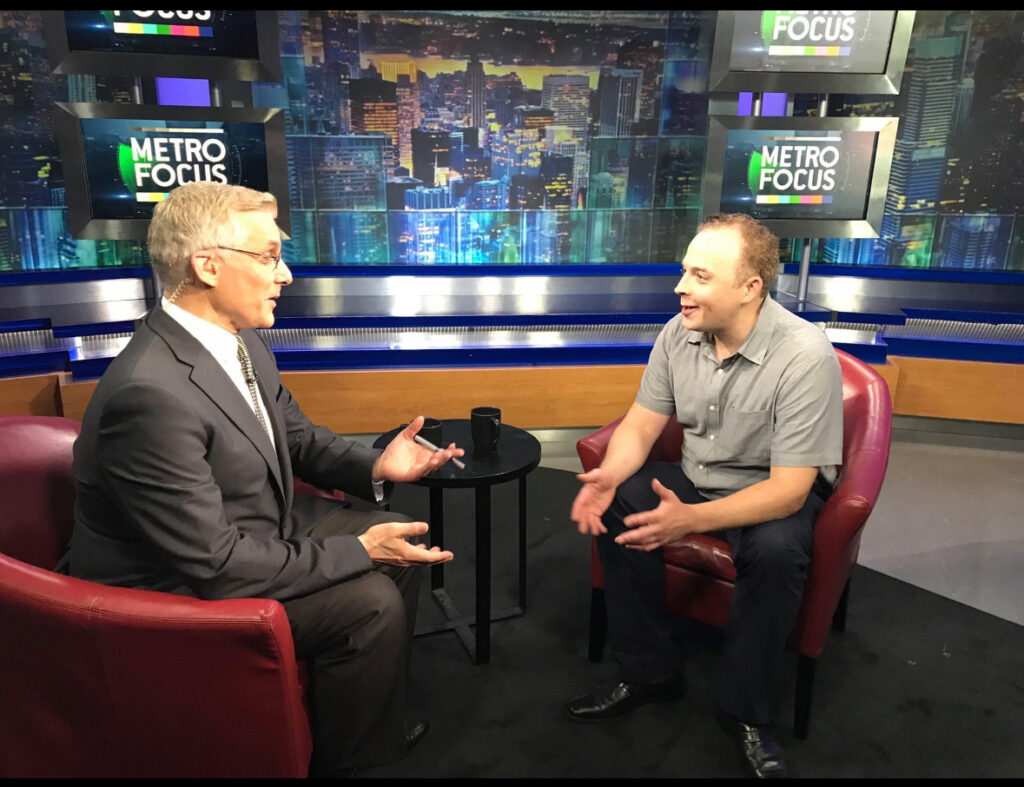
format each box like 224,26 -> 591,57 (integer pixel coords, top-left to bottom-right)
567,213 -> 843,778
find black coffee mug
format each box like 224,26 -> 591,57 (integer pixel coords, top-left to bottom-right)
418,417 -> 443,447
470,407 -> 501,455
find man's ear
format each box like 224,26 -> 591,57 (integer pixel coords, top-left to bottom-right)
742,275 -> 764,303
190,250 -> 220,288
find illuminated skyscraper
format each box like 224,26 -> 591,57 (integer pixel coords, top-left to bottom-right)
308,135 -> 386,210
281,55 -> 310,134
589,172 -> 615,209
469,180 -> 505,210
386,175 -> 424,210
67,74 -> 96,103
617,39 -> 663,134
405,186 -> 451,210
375,54 -> 418,85
394,74 -> 421,173
514,105 -> 555,134
938,214 -> 1008,269
319,211 -> 388,263
411,129 -> 451,188
491,128 -> 543,180
286,137 -> 318,210
597,67 -> 643,136
321,61 -> 351,134
509,175 -> 545,210
880,35 -> 962,266
541,75 -> 591,139
540,154 -> 573,210
389,211 -> 456,264
546,126 -> 588,203
350,79 -> 399,174
459,147 -> 491,185
319,9 -> 361,76
466,53 -> 486,129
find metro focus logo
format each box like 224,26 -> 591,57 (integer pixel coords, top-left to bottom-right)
117,129 -> 230,202
746,135 -> 842,206
759,10 -> 865,57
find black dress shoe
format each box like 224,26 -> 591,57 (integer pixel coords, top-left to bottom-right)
566,673 -> 685,722
718,712 -> 787,779
404,718 -> 429,753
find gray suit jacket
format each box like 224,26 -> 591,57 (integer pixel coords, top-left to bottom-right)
67,304 -> 385,601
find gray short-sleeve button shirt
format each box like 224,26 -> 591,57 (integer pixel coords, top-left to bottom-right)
635,293 -> 843,501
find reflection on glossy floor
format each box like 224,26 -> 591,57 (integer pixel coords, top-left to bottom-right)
357,416 -> 1023,628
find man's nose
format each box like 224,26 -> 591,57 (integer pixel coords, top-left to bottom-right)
276,261 -> 293,286
673,275 -> 687,295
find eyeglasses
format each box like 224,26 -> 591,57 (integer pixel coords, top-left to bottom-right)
217,246 -> 283,270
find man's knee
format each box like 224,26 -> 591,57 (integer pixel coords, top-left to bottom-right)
734,526 -> 810,581
348,572 -> 408,642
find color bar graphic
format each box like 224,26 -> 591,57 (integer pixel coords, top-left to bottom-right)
113,22 -> 213,37
135,192 -> 169,202
756,195 -> 834,204
768,46 -> 851,56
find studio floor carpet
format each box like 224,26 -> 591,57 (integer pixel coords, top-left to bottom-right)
359,467 -> 1024,779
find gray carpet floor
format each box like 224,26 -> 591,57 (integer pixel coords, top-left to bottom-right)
358,467 -> 1024,779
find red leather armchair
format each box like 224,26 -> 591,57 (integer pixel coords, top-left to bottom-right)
0,415 -> 314,778
577,348 -> 892,739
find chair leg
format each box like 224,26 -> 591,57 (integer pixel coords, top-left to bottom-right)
832,577 -> 851,633
588,587 -> 607,663
794,654 -> 815,740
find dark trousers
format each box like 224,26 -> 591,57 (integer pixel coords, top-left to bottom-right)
597,462 -> 825,726
283,499 -> 421,775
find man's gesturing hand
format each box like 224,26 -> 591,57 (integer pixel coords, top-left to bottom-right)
373,415 -> 465,483
358,521 -> 454,566
614,478 -> 694,551
570,467 -> 618,536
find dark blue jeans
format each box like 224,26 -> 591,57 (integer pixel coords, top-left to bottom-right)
596,461 -> 825,726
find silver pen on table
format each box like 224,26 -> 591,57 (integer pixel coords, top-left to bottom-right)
414,434 -> 467,470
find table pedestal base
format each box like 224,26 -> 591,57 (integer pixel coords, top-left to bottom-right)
415,589 -> 523,664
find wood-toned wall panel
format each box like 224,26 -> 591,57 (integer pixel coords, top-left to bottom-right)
280,365 -> 646,433
41,356 -> 1024,429
871,361 -> 899,406
888,356 -> 1024,425
59,380 -> 98,423
0,374 -> 62,417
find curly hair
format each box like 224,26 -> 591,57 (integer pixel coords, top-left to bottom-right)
697,213 -> 779,296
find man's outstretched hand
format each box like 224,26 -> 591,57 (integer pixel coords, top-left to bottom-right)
570,467 -> 618,536
358,520 -> 454,566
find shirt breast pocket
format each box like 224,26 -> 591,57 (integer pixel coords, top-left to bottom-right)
721,408 -> 772,465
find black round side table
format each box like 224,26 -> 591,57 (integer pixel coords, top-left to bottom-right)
373,419 -> 541,664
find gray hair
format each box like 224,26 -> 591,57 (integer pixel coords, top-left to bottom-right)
147,181 -> 277,295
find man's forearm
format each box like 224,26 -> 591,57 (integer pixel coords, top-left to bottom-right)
688,474 -> 814,534
599,425 -> 657,487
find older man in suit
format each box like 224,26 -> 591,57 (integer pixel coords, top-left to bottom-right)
65,181 -> 464,777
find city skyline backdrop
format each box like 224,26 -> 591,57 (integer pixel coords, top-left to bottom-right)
0,9 -> 1022,272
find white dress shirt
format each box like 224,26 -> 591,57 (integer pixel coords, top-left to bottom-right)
161,298 -> 276,450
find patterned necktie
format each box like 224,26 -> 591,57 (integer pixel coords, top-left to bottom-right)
236,335 -> 270,438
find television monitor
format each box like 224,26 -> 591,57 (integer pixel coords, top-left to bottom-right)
700,115 -> 899,238
54,103 -> 289,241
709,11 -> 914,94
43,10 -> 281,81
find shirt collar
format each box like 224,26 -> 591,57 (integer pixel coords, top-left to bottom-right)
735,293 -> 779,365
684,292 -> 779,366
161,297 -> 240,369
